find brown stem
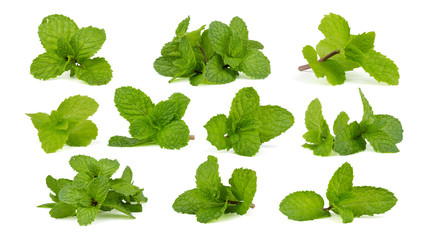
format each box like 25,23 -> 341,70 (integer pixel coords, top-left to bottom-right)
322,206 -> 333,211
189,135 -> 195,140
199,46 -> 208,64
298,50 -> 340,71
228,200 -> 255,209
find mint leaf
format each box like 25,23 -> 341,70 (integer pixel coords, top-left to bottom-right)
280,162 -> 397,223
204,114 -> 231,150
336,186 -> 397,217
318,13 -> 350,48
303,99 -> 334,156
229,87 -> 260,126
228,168 -> 257,215
49,203 -> 76,219
230,130 -> 261,157
74,57 -> 112,85
33,14 -> 112,85
300,13 -> 399,85
112,87 -> 191,150
173,156 -> 257,223
279,191 -> 330,221
196,201 -> 228,223
38,14 -> 79,52
195,156 -> 222,190
41,155 -> 147,225
326,162 -> 353,203
114,86 -> 155,123
129,117 -> 157,139
205,55 -> 238,84
155,120 -> 190,149
66,120 -> 98,146
30,52 -> 67,80
257,105 -> 294,143
206,87 -> 293,156
27,96 -> 99,153
173,188 -> 224,215
108,136 -> 152,147
333,115 -> 366,155
70,27 -> 106,61
239,49 -> 270,79
155,17 -> 270,85
77,207 -> 99,226
57,95 -> 99,122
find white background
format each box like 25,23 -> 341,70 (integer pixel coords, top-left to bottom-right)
1,0 -> 428,239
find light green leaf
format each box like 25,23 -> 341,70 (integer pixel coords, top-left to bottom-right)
77,206 -> 99,226
59,184 -> 87,205
205,55 -> 238,84
336,186 -> 397,217
88,176 -> 109,203
196,201 -> 228,223
49,203 -> 76,219
38,14 -> 79,52
204,114 -> 231,151
279,191 -> 331,221
129,116 -> 157,139
70,26 -> 106,61
257,105 -> 294,143
229,87 -> 260,126
176,16 -> 190,37
75,57 -> 112,85
108,136 -> 152,147
57,95 -> 99,122
153,56 -> 182,77
195,156 -> 222,191
230,130 -> 261,157
326,162 -> 353,203
172,188 -> 224,214
98,158 -> 120,178
208,21 -> 231,56
66,120 -> 98,146
38,123 -> 69,153
228,168 -> 257,215
114,86 -> 155,123
27,112 -> 51,130
155,120 -> 190,149
239,49 -> 270,79
336,205 -> 354,223
69,155 -> 98,173
318,13 -> 350,48
110,179 -> 139,196
30,52 -> 67,80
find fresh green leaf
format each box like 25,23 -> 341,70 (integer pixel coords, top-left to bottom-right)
239,49 -> 270,79
229,87 -> 260,126
77,206 -> 99,226
228,168 -> 257,215
279,191 -> 330,221
70,27 -> 106,61
230,130 -> 261,157
66,120 -> 98,146
114,86 -> 155,123
205,55 -> 238,84
129,117 -> 157,139
49,203 -> 76,218
155,120 -> 190,149
196,201 -> 228,223
30,52 -> 67,80
38,14 -> 79,52
336,186 -> 397,217
257,105 -> 294,143
204,114 -> 231,150
57,95 -> 99,122
74,57 -> 112,85
108,136 -> 152,147
326,162 -> 353,203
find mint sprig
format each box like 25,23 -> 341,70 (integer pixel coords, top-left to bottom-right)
38,155 -> 147,226
298,13 -> 399,85
108,86 -> 193,149
31,14 -> 112,85
303,89 -> 403,156
27,95 -> 99,153
204,87 -> 294,156
154,16 -> 270,85
279,162 -> 397,223
173,155 -> 257,223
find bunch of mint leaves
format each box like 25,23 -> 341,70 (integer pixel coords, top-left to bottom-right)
31,14 -> 112,85
173,155 -> 257,223
299,13 -> 399,85
279,162 -> 397,223
38,155 -> 147,226
303,89 -> 403,156
154,16 -> 270,85
108,86 -> 192,149
27,95 -> 99,153
204,87 -> 294,156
